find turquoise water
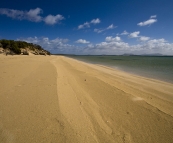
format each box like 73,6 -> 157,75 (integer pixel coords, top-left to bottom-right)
68,55 -> 173,83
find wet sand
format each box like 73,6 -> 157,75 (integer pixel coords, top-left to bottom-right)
0,55 -> 173,143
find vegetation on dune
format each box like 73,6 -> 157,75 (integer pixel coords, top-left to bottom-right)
0,39 -> 51,55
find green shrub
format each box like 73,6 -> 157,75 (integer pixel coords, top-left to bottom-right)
0,39 -> 51,55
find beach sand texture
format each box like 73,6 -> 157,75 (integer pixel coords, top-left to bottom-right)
0,55 -> 173,143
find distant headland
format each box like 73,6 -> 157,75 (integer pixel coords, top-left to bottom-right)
0,39 -> 51,56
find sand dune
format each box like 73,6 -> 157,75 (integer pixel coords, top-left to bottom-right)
0,55 -> 173,143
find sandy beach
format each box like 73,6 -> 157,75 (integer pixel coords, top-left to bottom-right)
0,55 -> 173,143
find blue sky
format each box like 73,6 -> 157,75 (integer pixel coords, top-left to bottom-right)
0,0 -> 173,55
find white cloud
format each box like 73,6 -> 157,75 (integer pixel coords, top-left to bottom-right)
44,14 -> 64,25
26,8 -> 43,22
94,28 -> 104,33
107,24 -> 116,29
78,18 -> 100,30
105,36 -> 121,42
138,19 -> 157,26
0,8 -> 64,25
0,8 -> 42,22
75,39 -> 90,44
78,22 -> 90,29
120,30 -> 129,35
137,16 -> 157,26
129,31 -> 140,38
139,36 -> 150,41
51,38 -> 69,43
147,38 -> 166,44
0,8 -> 24,19
78,20 -> 115,32
94,24 -> 117,33
90,18 -> 101,24
150,15 -> 157,19
87,44 -> 94,48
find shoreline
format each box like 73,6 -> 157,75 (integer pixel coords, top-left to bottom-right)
67,55 -> 173,84
0,55 -> 173,143
67,55 -> 173,85
64,56 -> 173,104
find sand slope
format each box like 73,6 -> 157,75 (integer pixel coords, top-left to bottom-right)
0,55 -> 173,143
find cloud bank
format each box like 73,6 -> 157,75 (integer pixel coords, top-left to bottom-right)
0,8 -> 64,25
18,36 -> 173,55
139,36 -> 150,41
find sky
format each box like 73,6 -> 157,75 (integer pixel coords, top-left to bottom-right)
0,0 -> 173,55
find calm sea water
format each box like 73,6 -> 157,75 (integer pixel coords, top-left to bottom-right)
67,55 -> 173,84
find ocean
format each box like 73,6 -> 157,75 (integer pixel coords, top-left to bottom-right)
67,55 -> 173,84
